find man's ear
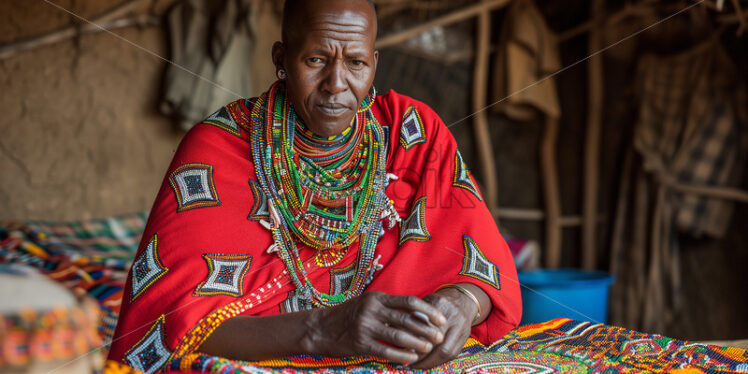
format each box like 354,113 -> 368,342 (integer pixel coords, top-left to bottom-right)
373,50 -> 379,71
272,41 -> 285,71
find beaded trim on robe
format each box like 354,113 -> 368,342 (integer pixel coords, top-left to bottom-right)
123,315 -> 171,374
399,105 -> 427,150
399,196 -> 431,246
453,150 -> 483,201
130,234 -> 168,302
193,254 -> 252,297
202,106 -> 241,136
460,235 -> 501,289
169,163 -> 221,212
247,180 -> 270,221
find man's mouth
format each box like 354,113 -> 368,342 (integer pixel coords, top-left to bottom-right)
316,103 -> 349,116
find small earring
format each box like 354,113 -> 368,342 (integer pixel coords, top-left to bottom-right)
277,69 -> 287,80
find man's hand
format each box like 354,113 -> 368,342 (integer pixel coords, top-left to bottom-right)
411,284 -> 490,369
303,291 -> 447,364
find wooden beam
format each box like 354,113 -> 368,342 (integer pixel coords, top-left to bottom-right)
494,207 -> 605,227
669,183 -> 748,204
375,0 -> 510,49
558,4 -> 649,42
730,0 -> 746,34
472,4 -> 499,216
582,0 -> 605,270
0,0 -> 153,60
540,117 -> 563,268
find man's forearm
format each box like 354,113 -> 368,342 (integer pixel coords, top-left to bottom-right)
196,292 -> 446,363
198,309 -> 319,361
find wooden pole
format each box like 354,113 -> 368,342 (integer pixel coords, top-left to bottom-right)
472,4 -> 499,216
582,0 -> 605,270
494,207 -> 605,227
668,183 -> 748,203
730,0 -> 746,34
375,0 -> 510,49
0,0 -> 152,60
540,117 -> 562,268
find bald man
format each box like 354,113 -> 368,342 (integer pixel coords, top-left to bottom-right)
107,1 -> 521,372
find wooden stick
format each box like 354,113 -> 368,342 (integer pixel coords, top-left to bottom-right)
540,117 -> 563,268
668,183 -> 748,203
375,0 -> 510,49
558,0 -> 739,42
471,5 -> 499,216
730,0 -> 746,34
494,207 -> 604,227
582,0 -> 605,270
608,148 -> 633,280
558,4 -> 650,41
0,0 -> 152,60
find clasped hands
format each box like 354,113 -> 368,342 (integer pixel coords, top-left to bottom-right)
301,287 -> 482,369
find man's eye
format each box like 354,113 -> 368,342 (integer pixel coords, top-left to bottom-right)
308,57 -> 321,63
351,60 -> 364,66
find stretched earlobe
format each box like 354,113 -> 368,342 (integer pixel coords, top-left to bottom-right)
357,85 -> 377,113
277,69 -> 287,80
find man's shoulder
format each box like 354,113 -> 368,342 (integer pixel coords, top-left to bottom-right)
376,90 -> 437,117
374,89 -> 444,134
175,98 -> 255,162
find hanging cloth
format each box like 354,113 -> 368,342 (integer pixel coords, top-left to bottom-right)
492,0 -> 561,120
160,0 -> 276,131
609,38 -> 744,332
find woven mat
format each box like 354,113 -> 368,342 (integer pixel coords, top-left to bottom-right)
164,318 -> 748,373
3,216 -> 748,373
0,213 -> 146,350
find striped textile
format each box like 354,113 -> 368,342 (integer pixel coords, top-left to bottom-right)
1,213 -> 147,351
26,212 -> 147,262
161,318 -> 748,373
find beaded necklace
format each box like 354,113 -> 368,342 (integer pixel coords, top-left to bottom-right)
250,81 -> 391,306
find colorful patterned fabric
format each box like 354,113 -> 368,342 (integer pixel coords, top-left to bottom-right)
0,300 -> 102,367
0,214 -> 147,350
107,87 -> 522,373
158,318 -> 748,373
25,213 -> 147,262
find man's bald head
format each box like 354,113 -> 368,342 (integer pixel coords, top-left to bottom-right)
282,0 -> 377,45
272,0 -> 379,137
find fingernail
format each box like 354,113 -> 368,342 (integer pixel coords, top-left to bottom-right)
412,311 -> 430,324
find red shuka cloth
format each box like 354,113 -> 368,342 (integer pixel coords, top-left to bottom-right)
107,90 -> 522,370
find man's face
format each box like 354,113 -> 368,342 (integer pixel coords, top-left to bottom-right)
276,0 -> 378,137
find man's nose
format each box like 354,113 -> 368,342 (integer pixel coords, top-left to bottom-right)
322,62 -> 347,94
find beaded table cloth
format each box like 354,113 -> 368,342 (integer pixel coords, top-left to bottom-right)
98,318 -> 748,373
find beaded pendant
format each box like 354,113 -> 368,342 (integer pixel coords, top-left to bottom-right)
250,81 -> 390,306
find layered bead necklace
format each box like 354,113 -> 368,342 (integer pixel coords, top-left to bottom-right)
250,81 -> 391,306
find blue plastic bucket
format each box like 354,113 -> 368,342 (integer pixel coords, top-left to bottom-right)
517,269 -> 614,325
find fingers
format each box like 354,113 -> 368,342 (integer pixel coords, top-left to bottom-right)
366,342 -> 420,365
340,293 -> 438,364
379,294 -> 446,326
379,308 -> 444,345
408,291 -> 476,369
372,324 -> 433,355
410,326 -> 467,369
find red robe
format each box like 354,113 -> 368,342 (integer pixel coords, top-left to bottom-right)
107,89 -> 522,373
